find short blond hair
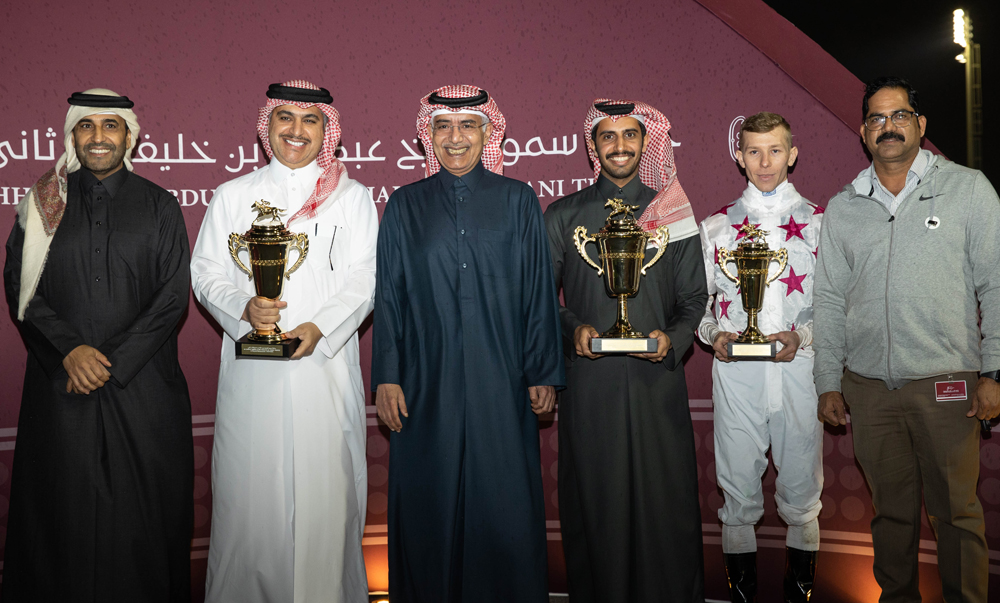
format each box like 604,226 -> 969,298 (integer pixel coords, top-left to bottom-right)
739,112 -> 792,151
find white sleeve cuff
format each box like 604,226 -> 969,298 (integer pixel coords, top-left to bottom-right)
795,323 -> 813,348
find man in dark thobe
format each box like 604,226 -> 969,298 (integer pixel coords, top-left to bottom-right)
544,99 -> 707,602
372,85 -> 564,603
2,89 -> 193,602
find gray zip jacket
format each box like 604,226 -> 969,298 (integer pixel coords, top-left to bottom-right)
814,154 -> 1000,394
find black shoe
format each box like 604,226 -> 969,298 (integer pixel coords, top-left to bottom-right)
723,552 -> 757,603
783,547 -> 817,602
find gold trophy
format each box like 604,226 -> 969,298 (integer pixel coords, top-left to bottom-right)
717,224 -> 788,359
573,198 -> 669,354
229,200 -> 309,358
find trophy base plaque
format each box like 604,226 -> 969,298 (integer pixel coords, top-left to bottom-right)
591,337 -> 658,354
236,334 -> 300,359
727,341 -> 777,360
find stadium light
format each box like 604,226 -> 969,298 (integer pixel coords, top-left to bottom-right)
952,9 -> 981,169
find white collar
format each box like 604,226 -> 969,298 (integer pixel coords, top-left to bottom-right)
868,147 -> 932,189
854,148 -> 936,195
740,180 -> 800,214
268,158 -> 321,186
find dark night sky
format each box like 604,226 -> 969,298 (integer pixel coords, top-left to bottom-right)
763,0 -> 997,185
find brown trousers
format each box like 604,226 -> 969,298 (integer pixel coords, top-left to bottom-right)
842,370 -> 988,603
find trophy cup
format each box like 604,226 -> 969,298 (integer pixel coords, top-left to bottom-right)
573,198 -> 669,354
717,224 -> 788,359
229,200 -> 309,358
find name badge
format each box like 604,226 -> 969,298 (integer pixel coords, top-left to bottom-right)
935,381 -> 967,401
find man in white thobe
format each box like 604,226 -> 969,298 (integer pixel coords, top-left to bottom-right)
191,80 -> 377,603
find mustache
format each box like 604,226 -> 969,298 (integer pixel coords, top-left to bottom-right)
607,151 -> 635,159
84,143 -> 116,151
876,132 -> 905,144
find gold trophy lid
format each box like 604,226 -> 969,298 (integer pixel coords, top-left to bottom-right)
736,224 -> 771,251
601,198 -> 644,235
245,200 -> 293,239
251,199 -> 285,226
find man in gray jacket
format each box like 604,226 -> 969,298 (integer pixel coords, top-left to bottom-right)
814,76 -> 1000,602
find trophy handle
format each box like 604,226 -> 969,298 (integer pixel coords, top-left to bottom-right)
284,233 -> 310,279
718,248 -> 738,283
573,226 -> 603,276
228,233 -> 252,280
766,248 -> 788,286
640,225 -> 670,275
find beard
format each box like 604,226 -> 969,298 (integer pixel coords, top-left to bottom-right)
76,141 -> 128,176
599,150 -> 641,181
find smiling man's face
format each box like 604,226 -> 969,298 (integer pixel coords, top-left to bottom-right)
268,104 -> 324,169
430,112 -> 492,177
589,116 -> 648,188
72,114 -> 131,178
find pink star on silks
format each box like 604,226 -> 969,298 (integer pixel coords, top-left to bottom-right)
778,215 -> 807,241
812,204 -> 825,214
714,244 -> 720,265
779,266 -> 807,296
790,323 -> 796,331
733,216 -> 760,239
812,247 -> 818,258
713,203 -> 735,217
719,298 -> 732,319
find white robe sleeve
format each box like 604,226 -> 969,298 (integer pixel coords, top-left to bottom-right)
190,184 -> 255,342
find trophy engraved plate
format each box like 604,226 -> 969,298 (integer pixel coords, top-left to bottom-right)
229,200 -> 309,359
717,224 -> 788,360
237,343 -> 287,357
573,198 -> 669,354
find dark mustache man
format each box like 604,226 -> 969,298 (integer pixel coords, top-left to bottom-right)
815,76 -> 1000,603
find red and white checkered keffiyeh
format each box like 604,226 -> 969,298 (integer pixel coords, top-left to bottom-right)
585,99 -> 698,239
416,85 -> 506,178
256,79 -> 345,226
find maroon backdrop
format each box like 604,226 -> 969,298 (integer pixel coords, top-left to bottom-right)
1,0 -> 997,600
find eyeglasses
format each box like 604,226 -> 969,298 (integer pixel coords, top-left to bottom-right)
864,110 -> 920,131
433,122 -> 487,136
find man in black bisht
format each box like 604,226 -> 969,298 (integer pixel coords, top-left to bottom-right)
544,98 -> 707,602
2,89 -> 193,602
372,85 -> 564,603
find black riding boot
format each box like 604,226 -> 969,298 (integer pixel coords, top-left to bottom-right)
783,547 -> 817,602
723,552 -> 757,603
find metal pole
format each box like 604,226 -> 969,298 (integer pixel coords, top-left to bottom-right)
971,42 -> 982,170
965,13 -> 974,168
